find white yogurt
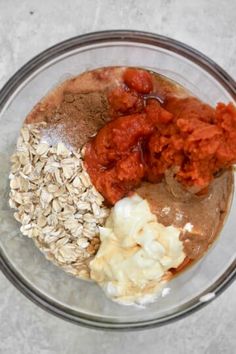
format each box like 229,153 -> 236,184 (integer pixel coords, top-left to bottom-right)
90,194 -> 186,305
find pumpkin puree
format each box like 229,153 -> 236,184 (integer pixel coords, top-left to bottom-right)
85,68 -> 236,204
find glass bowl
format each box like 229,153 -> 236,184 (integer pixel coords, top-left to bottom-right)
0,30 -> 235,330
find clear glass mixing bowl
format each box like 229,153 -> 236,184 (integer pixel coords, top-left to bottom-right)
0,30 -> 235,330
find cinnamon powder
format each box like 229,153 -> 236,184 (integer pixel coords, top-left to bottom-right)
27,91 -> 110,149
46,91 -> 110,148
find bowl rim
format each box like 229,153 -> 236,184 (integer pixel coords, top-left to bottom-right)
0,29 -> 235,330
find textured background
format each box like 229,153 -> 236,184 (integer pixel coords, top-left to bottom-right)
0,1 -> 236,353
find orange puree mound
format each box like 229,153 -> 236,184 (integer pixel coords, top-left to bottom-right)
84,113 -> 149,204
84,68 -> 236,204
123,68 -> 153,94
108,87 -> 139,114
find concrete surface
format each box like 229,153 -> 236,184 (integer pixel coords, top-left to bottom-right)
0,0 -> 235,353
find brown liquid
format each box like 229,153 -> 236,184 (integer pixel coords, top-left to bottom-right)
137,170 -> 233,267
25,66 -> 234,273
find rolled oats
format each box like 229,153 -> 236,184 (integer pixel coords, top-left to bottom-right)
9,123 -> 109,279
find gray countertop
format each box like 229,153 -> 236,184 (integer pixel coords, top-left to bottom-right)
0,1 -> 235,353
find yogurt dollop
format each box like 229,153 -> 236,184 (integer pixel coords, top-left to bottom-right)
90,194 -> 185,305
